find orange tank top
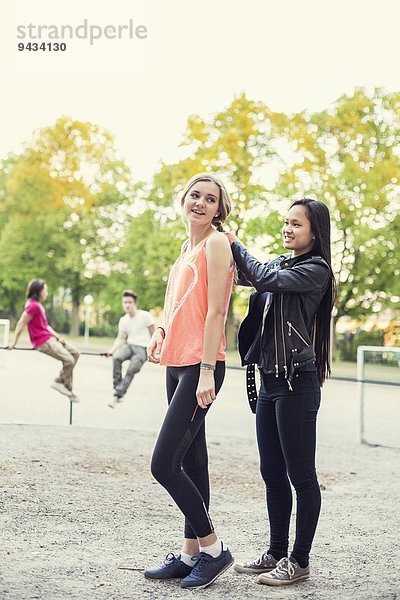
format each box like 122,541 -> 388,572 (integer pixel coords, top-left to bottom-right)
159,233 -> 234,367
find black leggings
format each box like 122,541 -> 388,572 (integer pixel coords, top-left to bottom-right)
257,371 -> 321,567
151,362 -> 226,539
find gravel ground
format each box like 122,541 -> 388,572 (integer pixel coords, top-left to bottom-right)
1,421 -> 399,600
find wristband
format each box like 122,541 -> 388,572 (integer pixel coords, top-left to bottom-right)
157,326 -> 166,339
200,362 -> 216,371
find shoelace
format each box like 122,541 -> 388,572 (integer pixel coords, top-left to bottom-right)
273,557 -> 295,579
163,552 -> 178,566
191,552 -> 213,576
253,552 -> 272,566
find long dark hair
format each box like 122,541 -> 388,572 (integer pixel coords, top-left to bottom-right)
26,279 -> 46,301
290,198 -> 337,385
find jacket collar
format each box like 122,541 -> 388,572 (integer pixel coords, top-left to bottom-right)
286,251 -> 313,266
281,251 -> 329,269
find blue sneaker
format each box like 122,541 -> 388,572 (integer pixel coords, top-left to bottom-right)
144,553 -> 196,580
180,545 -> 234,589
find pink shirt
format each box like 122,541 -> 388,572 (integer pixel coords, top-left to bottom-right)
24,299 -> 53,348
159,233 -> 234,367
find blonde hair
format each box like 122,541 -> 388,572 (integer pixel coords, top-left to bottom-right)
180,173 -> 232,232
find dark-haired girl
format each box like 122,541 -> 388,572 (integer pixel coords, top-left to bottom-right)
228,198 -> 336,587
8,279 -> 80,401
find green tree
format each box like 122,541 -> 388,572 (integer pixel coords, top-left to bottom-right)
0,117 -> 132,333
99,209 -> 186,318
274,88 -> 400,326
136,94 -> 286,347
148,93 -> 283,239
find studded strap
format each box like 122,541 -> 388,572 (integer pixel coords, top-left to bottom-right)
246,364 -> 258,414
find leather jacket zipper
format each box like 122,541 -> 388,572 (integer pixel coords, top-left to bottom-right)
273,301 -> 279,377
287,321 -> 310,346
281,297 -> 292,391
280,296 -> 288,379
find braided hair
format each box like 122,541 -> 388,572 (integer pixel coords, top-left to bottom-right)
180,173 -> 232,232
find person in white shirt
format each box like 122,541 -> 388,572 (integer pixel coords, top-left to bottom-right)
105,290 -> 155,408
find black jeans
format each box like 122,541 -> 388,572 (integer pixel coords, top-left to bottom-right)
151,362 -> 225,539
257,371 -> 321,566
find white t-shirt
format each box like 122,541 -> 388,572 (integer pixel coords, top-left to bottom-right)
118,310 -> 155,347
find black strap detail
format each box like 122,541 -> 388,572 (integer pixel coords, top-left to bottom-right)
246,364 -> 258,414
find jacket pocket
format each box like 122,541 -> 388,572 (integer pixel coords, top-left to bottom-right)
289,347 -> 315,382
291,346 -> 315,366
287,321 -> 311,346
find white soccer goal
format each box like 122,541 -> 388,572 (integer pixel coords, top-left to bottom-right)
357,345 -> 400,448
0,319 -> 10,347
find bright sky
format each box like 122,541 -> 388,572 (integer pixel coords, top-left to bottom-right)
1,0 -> 400,181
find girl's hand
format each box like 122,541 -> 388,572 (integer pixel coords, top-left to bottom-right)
147,328 -> 164,364
224,231 -> 240,245
196,370 -> 216,409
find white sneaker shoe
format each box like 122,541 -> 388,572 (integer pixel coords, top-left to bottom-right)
51,382 -> 72,397
234,551 -> 278,574
257,557 -> 310,586
69,393 -> 80,403
108,395 -> 122,409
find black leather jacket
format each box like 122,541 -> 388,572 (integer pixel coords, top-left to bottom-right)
232,242 -> 331,403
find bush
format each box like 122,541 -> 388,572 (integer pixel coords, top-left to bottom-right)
46,304 -> 70,334
78,321 -> 116,338
384,322 -> 400,347
336,329 -> 385,362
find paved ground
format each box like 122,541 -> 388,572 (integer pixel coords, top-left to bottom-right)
0,348 -> 399,599
1,347 -> 399,447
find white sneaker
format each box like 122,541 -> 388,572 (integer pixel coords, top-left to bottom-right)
69,393 -> 80,403
108,395 -> 122,409
234,551 -> 278,574
257,557 -> 310,586
51,382 -> 72,397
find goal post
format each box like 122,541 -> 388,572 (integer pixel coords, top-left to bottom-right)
0,319 -> 10,347
357,345 -> 400,447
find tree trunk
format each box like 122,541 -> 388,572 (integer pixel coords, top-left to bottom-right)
70,291 -> 80,336
47,294 -> 55,327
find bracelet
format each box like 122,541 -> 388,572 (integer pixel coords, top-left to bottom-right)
200,362 -> 216,371
157,326 -> 166,339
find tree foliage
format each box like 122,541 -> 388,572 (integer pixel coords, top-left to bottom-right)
0,117 -> 132,331
274,88 -> 400,319
0,90 -> 399,338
